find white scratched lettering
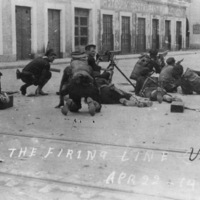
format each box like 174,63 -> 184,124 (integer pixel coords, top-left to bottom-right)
66,149 -> 73,159
105,171 -> 116,184
86,150 -> 96,160
117,172 -> 126,184
134,151 -> 140,161
127,174 -> 136,185
8,148 -> 17,158
100,151 -> 108,160
161,152 -> 168,162
121,151 -> 129,162
143,151 -> 153,162
44,147 -> 54,158
29,148 -> 37,157
18,147 -> 27,157
57,149 -> 63,157
77,150 -> 82,159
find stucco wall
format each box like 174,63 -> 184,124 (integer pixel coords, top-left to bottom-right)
187,0 -> 200,49
0,0 -> 191,62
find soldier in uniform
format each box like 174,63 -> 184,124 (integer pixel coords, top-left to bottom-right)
56,51 -> 101,116
158,57 -> 183,93
17,49 -> 56,96
85,44 -> 114,83
130,54 -> 161,95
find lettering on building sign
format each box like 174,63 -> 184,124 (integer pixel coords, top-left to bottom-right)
168,6 -> 185,17
193,24 -> 200,34
102,0 -> 186,17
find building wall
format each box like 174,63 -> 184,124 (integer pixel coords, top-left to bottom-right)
100,0 -> 189,53
1,0 -> 13,61
0,0 -> 99,62
187,0 -> 200,49
0,0 -> 190,62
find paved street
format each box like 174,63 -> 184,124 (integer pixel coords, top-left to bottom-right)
1,52 -> 200,200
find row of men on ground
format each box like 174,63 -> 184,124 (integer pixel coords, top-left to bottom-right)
16,45 -> 200,116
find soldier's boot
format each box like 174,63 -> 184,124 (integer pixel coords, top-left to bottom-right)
156,87 -> 163,104
20,84 -> 32,95
119,98 -> 138,106
120,97 -> 153,107
86,97 -> 99,116
136,100 -> 153,107
16,69 -> 21,79
35,86 -> 48,96
61,96 -> 73,116
163,94 -> 173,103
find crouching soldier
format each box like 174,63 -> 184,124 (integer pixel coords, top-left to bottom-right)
56,52 -> 101,116
158,57 -> 183,93
17,49 -> 56,96
130,50 -> 161,95
181,68 -> 200,94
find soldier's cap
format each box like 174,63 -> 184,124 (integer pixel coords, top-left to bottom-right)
149,49 -> 158,56
166,57 -> 176,65
45,49 -> 57,57
85,44 -> 96,51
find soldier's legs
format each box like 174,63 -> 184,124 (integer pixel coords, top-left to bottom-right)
135,76 -> 147,95
57,66 -> 72,95
161,81 -> 178,93
55,82 -> 70,108
35,70 -> 52,95
68,98 -> 82,112
20,71 -> 35,95
61,96 -> 81,115
100,84 -> 132,104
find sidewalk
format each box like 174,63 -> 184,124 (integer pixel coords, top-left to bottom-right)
0,49 -> 200,70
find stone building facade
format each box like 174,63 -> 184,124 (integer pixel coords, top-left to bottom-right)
100,0 -> 190,54
0,0 -> 99,62
0,0 -> 190,62
187,0 -> 200,49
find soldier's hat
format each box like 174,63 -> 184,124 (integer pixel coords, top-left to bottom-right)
45,49 -> 57,56
166,57 -> 176,65
85,44 -> 96,51
149,49 -> 158,56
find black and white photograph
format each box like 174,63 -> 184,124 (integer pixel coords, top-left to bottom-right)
0,0 -> 199,199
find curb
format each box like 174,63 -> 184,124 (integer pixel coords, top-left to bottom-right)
0,51 -> 200,70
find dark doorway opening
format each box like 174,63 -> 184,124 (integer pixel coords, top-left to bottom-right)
176,21 -> 182,50
102,14 -> 114,52
16,6 -> 31,60
165,20 -> 171,50
48,9 -> 61,57
137,18 -> 146,53
152,19 -> 159,50
121,16 -> 131,54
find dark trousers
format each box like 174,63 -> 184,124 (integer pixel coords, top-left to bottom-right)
135,76 -> 147,95
97,71 -> 110,80
21,70 -> 52,88
100,86 -> 131,104
160,81 -> 178,93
